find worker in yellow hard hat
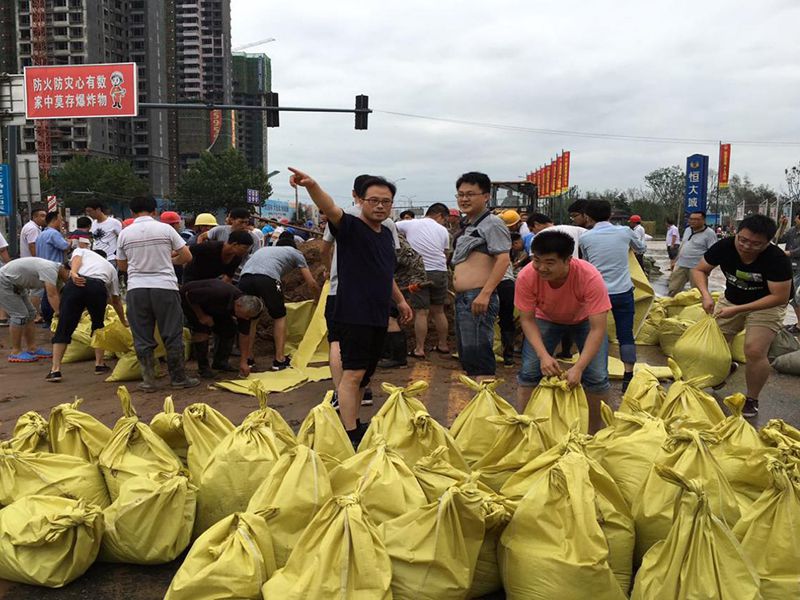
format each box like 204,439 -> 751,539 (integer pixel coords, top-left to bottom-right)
186,212 -> 218,245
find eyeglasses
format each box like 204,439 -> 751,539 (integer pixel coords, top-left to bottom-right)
735,233 -> 767,249
363,197 -> 393,207
455,192 -> 487,199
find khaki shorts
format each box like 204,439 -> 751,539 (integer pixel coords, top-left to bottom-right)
715,296 -> 787,336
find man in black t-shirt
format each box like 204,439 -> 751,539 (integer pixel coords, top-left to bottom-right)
289,167 -> 413,446
181,230 -> 253,284
692,214 -> 793,418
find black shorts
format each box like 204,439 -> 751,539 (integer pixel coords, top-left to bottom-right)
336,322 -> 387,388
51,278 -> 107,345
667,246 -> 679,260
238,274 -> 286,319
324,295 -> 341,343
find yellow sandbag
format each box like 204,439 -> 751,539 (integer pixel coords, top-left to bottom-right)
61,340 -> 96,363
380,484 -> 486,600
99,472 -> 196,564
367,380 -> 428,424
413,446 -> 493,502
150,396 -> 188,464
607,251 -> 654,343
619,367 -> 666,415
165,512 -> 277,600
0,495 -> 104,588
246,445 -> 333,568
48,398 -> 111,463
329,435 -> 427,523
105,351 -> 165,382
731,330 -> 747,363
658,317 -> 691,357
194,415 -> 283,536
676,302 -> 707,323
733,459 -> 800,600
665,288 -> 703,315
632,426 -> 741,564
760,419 -> 800,452
243,380 -> 297,452
635,302 -> 666,345
472,415 -> 551,493
289,282 -> 330,369
0,446 -> 110,508
499,451 -> 628,600
98,386 -> 183,500
658,359 -> 725,425
10,411 -> 50,453
91,318 -> 134,354
262,494 -> 392,600
523,376 -> 588,441
632,466 -> 760,600
673,315 -> 732,388
449,376 -> 517,464
470,494 -> 512,599
296,391 -> 355,470
182,402 -> 235,484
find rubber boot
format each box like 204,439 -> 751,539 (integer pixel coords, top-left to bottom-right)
167,348 -> 200,389
211,335 -> 238,372
136,350 -> 158,393
501,331 -> 516,367
192,340 -> 215,379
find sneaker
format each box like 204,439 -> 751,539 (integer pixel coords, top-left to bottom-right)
742,397 -> 759,418
31,347 -> 53,359
361,388 -> 374,407
271,357 -> 291,371
330,392 -> 339,411
712,362 -> 739,390
94,364 -> 111,375
503,356 -> 515,368
45,370 -> 62,382
8,351 -> 38,363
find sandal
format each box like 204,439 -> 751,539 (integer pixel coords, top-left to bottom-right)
431,346 -> 450,354
408,350 -> 426,359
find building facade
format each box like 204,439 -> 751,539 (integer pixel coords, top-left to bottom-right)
232,52 -> 270,172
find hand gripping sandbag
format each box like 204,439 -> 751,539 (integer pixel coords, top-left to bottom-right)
183,402 -> 235,484
48,398 -> 112,463
164,511 -> 277,600
658,317 -> 691,357
499,452 -> 628,600
246,445 -> 333,568
194,415 -> 283,536
296,391 -> 355,469
618,367 -> 666,415
472,414 -> 551,493
632,426 -> 741,564
357,381 -> 430,450
0,495 -> 104,587
150,396 -> 188,465
449,376 -> 517,464
261,494 -> 392,600
523,376 -> 589,440
97,387 -> 183,500
733,459 -> 800,600
0,444 -> 110,508
632,466 -> 761,600
329,434 -> 427,524
380,484 -> 486,600
99,472 -> 196,564
658,359 -> 725,425
672,315 -> 732,388
243,380 -> 297,452
9,411 -> 50,453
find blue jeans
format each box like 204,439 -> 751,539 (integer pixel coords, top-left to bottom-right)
518,318 -> 610,393
455,288 -> 499,376
610,288 -> 636,365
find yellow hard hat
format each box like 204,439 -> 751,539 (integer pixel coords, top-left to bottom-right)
195,212 -> 218,227
501,210 -> 521,227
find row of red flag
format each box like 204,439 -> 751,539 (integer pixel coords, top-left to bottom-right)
526,151 -> 570,198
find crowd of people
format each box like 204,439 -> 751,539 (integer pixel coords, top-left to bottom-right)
0,172 -> 798,445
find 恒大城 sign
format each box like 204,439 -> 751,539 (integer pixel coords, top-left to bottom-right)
684,154 -> 709,216
23,63 -> 138,120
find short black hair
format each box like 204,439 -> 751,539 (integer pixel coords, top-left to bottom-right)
93,249 -> 107,259
399,210 -> 415,220
510,232 -> 522,242
76,216 -> 92,229
567,200 -> 588,214
689,211 -> 707,218
352,174 -> 372,197
665,217 -> 675,225
227,230 -> 254,246
527,212 -> 553,227
737,214 -> 777,240
45,211 -> 60,225
531,230 -> 574,259
425,203 -> 450,218
85,201 -> 105,211
584,200 -> 612,223
456,172 -> 491,194
31,204 -> 47,216
229,207 -> 251,220
275,231 -> 297,248
357,176 -> 396,199
129,195 -> 157,214
183,215 -> 195,228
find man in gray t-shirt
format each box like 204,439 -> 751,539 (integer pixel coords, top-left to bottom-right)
667,211 -> 719,296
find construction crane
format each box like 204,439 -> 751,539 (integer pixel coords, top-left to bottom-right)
232,38 -> 276,52
30,0 -> 51,173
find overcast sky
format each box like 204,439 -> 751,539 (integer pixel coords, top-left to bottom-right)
232,0 -> 800,209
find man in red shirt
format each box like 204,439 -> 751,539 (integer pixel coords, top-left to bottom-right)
514,230 -> 612,432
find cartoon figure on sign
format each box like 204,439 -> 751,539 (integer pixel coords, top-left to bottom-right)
109,71 -> 126,109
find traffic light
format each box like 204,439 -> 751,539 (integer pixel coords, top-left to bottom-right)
355,94 -> 369,130
266,92 -> 279,127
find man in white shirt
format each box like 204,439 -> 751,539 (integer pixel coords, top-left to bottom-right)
19,206 -> 47,258
628,215 -> 647,268
665,217 -> 680,261
117,195 -> 197,391
396,203 -> 451,356
85,201 -> 122,266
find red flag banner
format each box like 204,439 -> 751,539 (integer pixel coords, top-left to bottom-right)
718,144 -> 731,189
562,151 -> 571,192
543,165 -> 550,198
209,109 -> 223,147
549,160 -> 557,197
555,154 -> 564,195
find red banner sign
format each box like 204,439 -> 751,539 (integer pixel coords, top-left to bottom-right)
209,109 -> 223,147
24,62 -> 138,119
718,143 -> 731,189
555,154 -> 564,195
562,151 -> 570,192
549,160 -> 557,197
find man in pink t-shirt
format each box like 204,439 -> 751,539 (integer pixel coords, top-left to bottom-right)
514,230 -> 611,432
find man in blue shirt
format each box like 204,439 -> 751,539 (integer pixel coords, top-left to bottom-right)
579,200 -> 646,392
35,211 -> 70,327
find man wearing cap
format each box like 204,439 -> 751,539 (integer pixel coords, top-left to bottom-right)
189,213 -> 218,245
85,202 -> 122,267
628,215 -> 647,268
161,211 -> 187,281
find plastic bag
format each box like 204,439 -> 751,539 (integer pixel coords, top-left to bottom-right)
262,494 -> 392,600
768,328 -> 800,361
523,376 -> 588,441
618,367 -> 666,415
98,386 -> 183,500
771,349 -> 800,375
150,396 -> 188,465
165,512 -> 277,600
673,315 -> 732,388
380,484 -> 486,600
658,359 -> 725,425
10,411 -> 50,453
296,391 -> 355,469
449,376 -> 517,464
100,472 -> 196,564
330,435 -> 427,524
0,445 -> 110,508
0,495 -> 104,587
632,466 -> 760,600
183,402 -> 235,485
242,380 -> 297,452
658,318 -> 691,357
358,381 -> 429,449
48,397 -> 112,463
246,445 -> 332,568
733,459 -> 800,600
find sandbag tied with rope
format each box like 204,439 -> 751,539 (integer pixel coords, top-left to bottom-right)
672,314 -> 732,389
9,411 -> 50,454
658,359 -> 725,425
149,396 -> 188,466
243,380 -> 297,453
182,401 -> 235,485
48,397 -> 112,463
296,391 -> 356,470
618,367 -> 666,416
523,375 -> 589,441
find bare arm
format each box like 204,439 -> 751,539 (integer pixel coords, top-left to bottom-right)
691,258 -> 716,313
471,253 -> 511,315
300,267 -> 321,298
0,248 -> 9,263
110,295 -> 127,326
288,167 -> 344,227
718,280 -> 792,315
391,280 -> 413,324
44,283 -> 60,314
116,259 -> 128,272
172,245 -> 193,266
320,240 -> 333,273
196,231 -> 209,244
28,242 -> 36,256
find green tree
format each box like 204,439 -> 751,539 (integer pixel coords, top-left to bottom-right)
174,148 -> 272,214
643,165 -> 685,215
47,155 -> 148,210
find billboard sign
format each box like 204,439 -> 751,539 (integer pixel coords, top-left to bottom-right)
684,154 -> 709,216
246,188 -> 261,205
0,164 -> 10,217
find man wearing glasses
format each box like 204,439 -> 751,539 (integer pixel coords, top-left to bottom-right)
451,172 -> 512,379
692,214 -> 793,418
